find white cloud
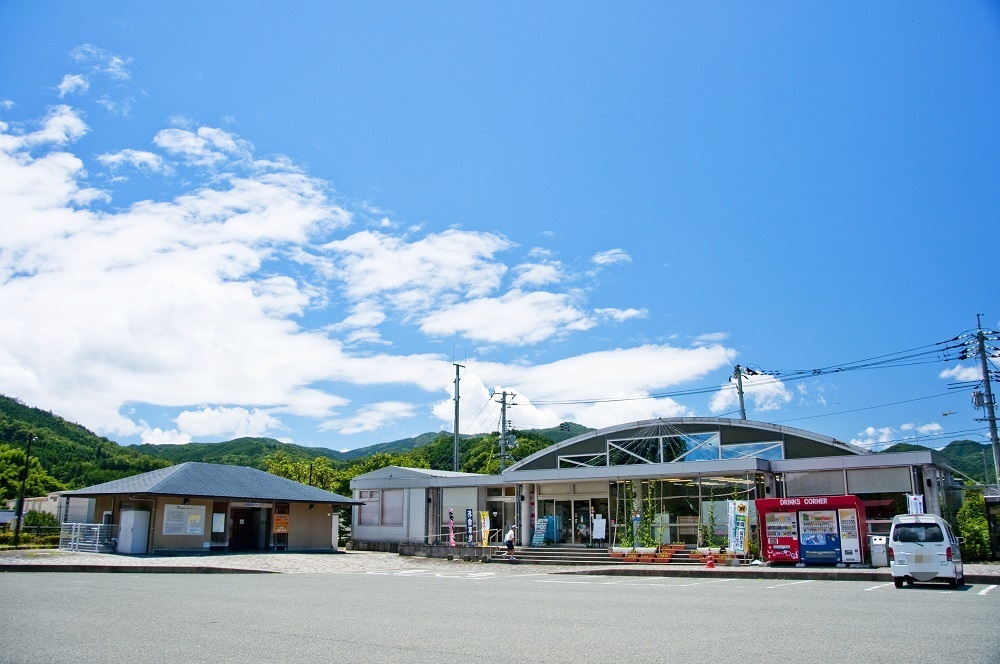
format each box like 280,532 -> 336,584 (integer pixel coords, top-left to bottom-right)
693,332 -> 728,346
139,427 -> 192,446
0,103 -> 744,444
175,406 -> 282,438
595,307 -> 647,323
70,44 -> 133,80
591,248 -> 631,266
419,289 -> 595,345
851,426 -> 897,450
434,343 -> 737,432
939,364 -> 980,382
153,126 -> 252,167
0,101 -> 14,110
512,261 -> 562,287
708,373 -> 792,414
322,229 -> 511,309
57,74 -> 89,98
320,401 -> 418,435
97,149 -> 171,174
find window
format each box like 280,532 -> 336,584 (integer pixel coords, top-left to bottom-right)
892,523 -> 944,543
358,490 -> 380,526
381,489 -> 403,527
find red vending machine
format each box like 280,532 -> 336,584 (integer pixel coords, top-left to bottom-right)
755,496 -> 867,565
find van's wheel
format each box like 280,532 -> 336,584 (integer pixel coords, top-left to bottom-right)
957,574 -> 965,587
905,578 -> 914,585
893,577 -> 904,588
948,577 -> 958,589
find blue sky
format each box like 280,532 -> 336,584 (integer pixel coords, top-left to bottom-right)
1,2 -> 997,453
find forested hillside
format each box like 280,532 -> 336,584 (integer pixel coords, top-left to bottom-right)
0,394 -> 170,498
135,437 -> 346,468
880,439 -> 996,483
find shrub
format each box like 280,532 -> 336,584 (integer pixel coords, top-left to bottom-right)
955,491 -> 991,562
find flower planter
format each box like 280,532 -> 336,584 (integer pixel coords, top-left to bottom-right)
624,554 -> 639,562
638,554 -> 655,563
654,554 -> 672,563
633,547 -> 657,555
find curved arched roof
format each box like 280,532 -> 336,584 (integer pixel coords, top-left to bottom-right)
506,417 -> 866,473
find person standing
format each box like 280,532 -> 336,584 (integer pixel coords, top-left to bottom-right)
504,525 -> 516,558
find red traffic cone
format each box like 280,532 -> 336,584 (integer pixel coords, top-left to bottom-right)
705,553 -> 715,569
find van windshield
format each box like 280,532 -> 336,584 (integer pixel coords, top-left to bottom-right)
892,523 -> 944,543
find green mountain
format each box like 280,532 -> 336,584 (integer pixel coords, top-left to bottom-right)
134,437 -> 348,469
0,394 -> 170,489
880,439 -> 996,483
337,432 -> 447,461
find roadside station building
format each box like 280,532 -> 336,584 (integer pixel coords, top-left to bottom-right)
350,417 -> 963,554
61,462 -> 360,554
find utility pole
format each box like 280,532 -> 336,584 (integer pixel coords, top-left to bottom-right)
975,315 -> 1000,489
13,434 -> 34,548
734,365 -> 747,420
453,363 -> 463,472
497,391 -> 516,472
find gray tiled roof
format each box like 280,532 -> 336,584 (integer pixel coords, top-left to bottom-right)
61,462 -> 360,505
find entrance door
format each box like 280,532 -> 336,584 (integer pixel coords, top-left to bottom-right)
573,500 -> 592,544
230,507 -> 261,550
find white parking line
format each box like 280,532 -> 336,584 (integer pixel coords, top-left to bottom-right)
978,585 -> 997,596
766,580 -> 814,589
864,583 -> 892,592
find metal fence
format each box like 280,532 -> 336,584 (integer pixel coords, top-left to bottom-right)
59,523 -> 118,553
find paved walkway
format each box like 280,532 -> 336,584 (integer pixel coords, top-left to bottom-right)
2,548 -> 999,583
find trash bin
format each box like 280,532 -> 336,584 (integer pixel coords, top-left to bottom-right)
869,535 -> 888,567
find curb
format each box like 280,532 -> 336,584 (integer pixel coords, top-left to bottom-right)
0,564 -> 274,574
557,566 -> 998,586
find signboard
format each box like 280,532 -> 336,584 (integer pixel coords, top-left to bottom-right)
531,517 -> 548,546
907,494 -> 925,515
837,508 -> 862,564
273,513 -> 289,534
592,516 -> 607,541
163,504 -> 206,536
728,500 -> 748,554
465,508 -> 474,545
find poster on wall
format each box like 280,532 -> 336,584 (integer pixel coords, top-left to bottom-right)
163,504 -> 206,536
907,494 -> 925,515
273,513 -> 290,534
212,513 -> 226,534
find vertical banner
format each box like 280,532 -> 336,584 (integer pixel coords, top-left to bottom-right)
465,508 -> 474,545
448,508 -> 455,547
727,500 -> 748,554
907,494 -> 924,515
480,511 -> 490,547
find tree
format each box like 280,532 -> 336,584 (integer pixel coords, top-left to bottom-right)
22,510 -> 59,528
0,444 -> 66,501
955,491 -> 991,562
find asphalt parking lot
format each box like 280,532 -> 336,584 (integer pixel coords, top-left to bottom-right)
2,559 -> 998,664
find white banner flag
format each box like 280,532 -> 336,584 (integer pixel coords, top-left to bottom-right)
727,500 -> 748,554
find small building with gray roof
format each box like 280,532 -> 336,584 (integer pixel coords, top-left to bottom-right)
61,462 -> 360,554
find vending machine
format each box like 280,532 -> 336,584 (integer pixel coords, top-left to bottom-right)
755,495 -> 867,565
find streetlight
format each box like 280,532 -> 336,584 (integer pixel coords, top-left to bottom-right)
12,434 -> 35,548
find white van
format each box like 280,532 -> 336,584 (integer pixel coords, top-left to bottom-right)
888,514 -> 964,589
